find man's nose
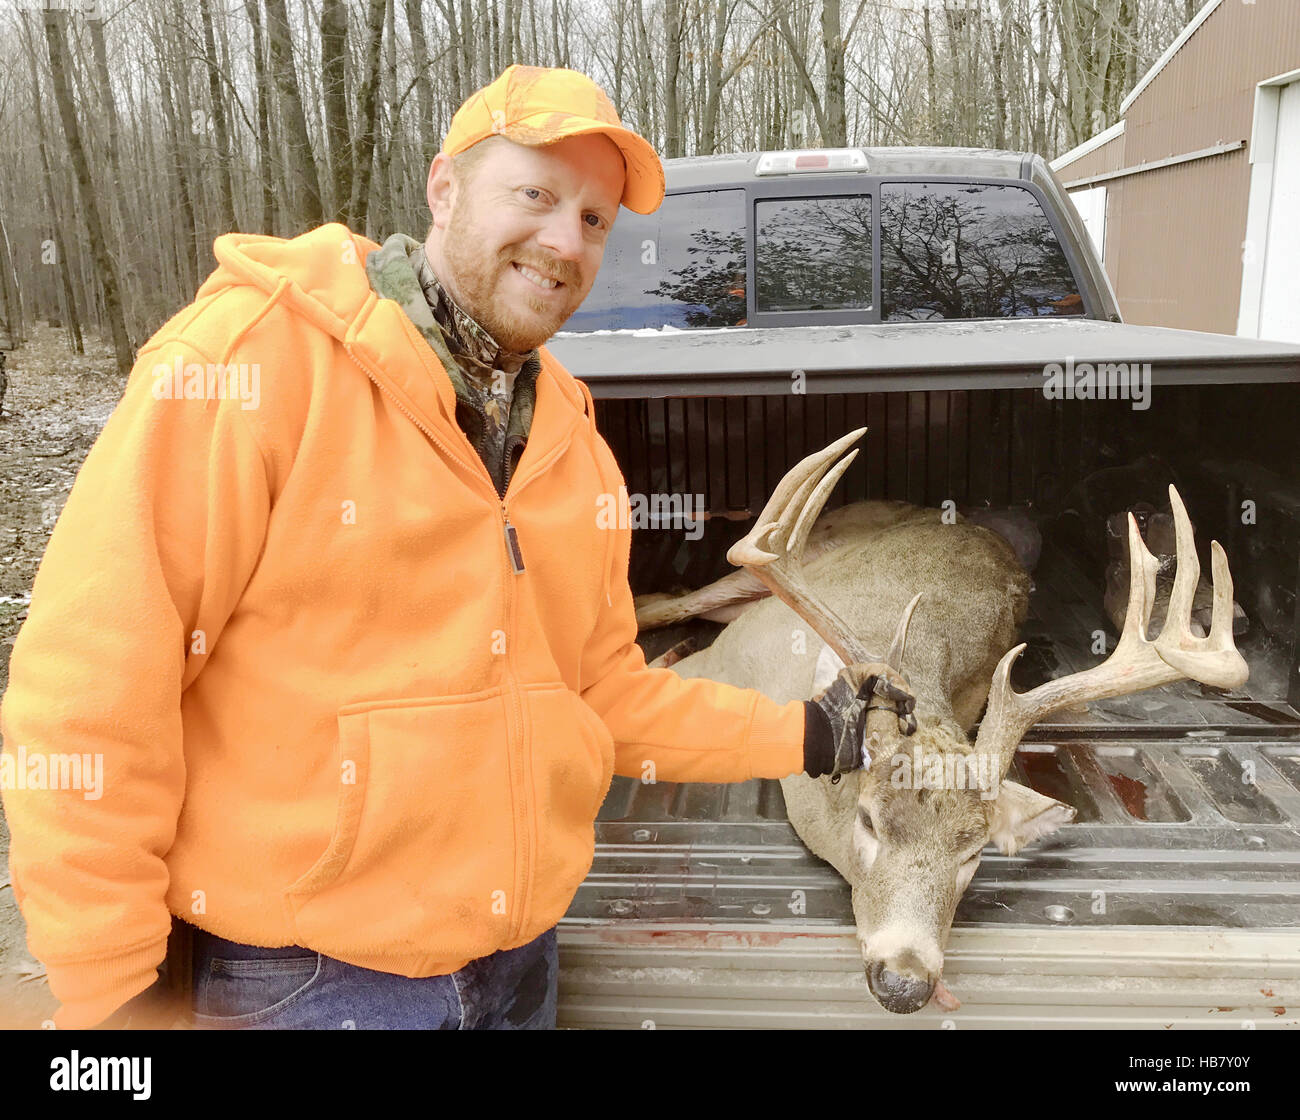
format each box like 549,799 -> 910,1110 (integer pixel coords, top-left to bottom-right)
534,209 -> 588,264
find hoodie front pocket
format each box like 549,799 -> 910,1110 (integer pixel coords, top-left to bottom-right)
520,687 -> 615,927
285,690 -> 517,964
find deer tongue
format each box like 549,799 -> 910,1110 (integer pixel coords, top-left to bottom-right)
928,978 -> 961,1012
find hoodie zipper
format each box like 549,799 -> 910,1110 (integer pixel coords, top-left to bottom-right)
344,343 -> 533,942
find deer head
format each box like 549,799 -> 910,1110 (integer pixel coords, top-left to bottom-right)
729,428 -> 1249,1014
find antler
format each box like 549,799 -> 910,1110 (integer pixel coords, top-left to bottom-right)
726,427 -> 919,670
975,484 -> 1249,769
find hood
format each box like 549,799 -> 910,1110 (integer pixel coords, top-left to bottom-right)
199,222 -> 590,448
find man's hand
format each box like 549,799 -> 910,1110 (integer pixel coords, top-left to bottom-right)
804,660 -> 918,780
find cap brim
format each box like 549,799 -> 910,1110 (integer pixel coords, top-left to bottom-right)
504,113 -> 665,214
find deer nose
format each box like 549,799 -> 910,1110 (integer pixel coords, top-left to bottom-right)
866,959 -> 935,1014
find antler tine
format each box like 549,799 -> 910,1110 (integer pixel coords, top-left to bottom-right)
729,426 -> 868,567
975,485 -> 1249,770
1120,505 -> 1161,649
1155,485 -> 1249,687
885,592 -> 924,669
726,428 -> 878,667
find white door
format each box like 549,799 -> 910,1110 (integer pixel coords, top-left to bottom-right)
1069,186 -> 1107,261
1258,81 -> 1300,342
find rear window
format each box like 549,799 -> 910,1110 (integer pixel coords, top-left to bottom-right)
561,189 -> 746,331
880,182 -> 1082,320
754,195 -> 872,312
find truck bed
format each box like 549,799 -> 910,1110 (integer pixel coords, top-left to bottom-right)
559,537 -> 1300,1028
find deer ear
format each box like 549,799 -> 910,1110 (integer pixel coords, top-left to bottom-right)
987,780 -> 1076,856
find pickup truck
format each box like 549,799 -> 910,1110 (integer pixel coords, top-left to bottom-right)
546,146 -> 1300,1029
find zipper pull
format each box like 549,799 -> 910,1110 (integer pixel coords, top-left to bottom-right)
504,514 -> 525,573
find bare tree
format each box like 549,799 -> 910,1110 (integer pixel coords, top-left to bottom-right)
321,0 -> 352,222
19,12 -> 82,353
265,0 -> 325,227
664,0 -> 683,158
198,0 -> 238,231
350,0 -> 390,231
243,0 -> 278,233
42,8 -> 131,372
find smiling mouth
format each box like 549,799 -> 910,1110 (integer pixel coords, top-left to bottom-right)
511,261 -> 565,293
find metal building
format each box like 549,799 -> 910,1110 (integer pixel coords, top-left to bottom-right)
1051,0 -> 1300,341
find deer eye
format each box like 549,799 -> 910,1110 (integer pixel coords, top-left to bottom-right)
856,806 -> 876,837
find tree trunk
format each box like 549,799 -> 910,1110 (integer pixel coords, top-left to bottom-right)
406,0 -> 437,170
243,0 -> 277,234
349,0 -> 389,232
774,2 -> 829,146
321,0 -> 352,223
0,205 -> 25,348
198,0 -> 238,231
820,0 -> 847,146
664,0 -> 683,158
992,1 -> 1008,149
1036,0 -> 1049,154
43,10 -> 132,372
264,0 -> 326,227
435,0 -> 464,105
20,12 -> 82,352
632,0 -> 654,143
155,44 -> 201,294
923,3 -> 937,144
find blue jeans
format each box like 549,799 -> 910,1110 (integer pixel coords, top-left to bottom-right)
187,923 -> 558,1030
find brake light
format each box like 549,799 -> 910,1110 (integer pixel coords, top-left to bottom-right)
755,148 -> 869,175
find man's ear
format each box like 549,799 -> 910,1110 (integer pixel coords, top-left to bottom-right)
426,153 -> 455,230
987,780 -> 1076,856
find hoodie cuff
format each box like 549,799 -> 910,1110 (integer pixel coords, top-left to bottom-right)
802,700 -> 835,778
48,941 -> 167,1029
745,695 -> 807,779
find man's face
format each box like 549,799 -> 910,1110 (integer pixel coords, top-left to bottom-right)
424,133 -> 625,352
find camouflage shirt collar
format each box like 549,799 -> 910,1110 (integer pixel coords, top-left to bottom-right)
408,242 -> 536,381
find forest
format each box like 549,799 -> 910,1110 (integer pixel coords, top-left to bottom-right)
0,0 -> 1202,372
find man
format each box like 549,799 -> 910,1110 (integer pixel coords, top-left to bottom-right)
0,65 -> 908,1030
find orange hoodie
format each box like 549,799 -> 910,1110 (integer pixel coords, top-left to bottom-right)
0,222 -> 805,1028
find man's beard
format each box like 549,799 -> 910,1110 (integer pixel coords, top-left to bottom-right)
440,198 -> 582,353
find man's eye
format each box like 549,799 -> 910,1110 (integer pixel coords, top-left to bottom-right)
585,214 -> 605,229
522,188 -> 544,202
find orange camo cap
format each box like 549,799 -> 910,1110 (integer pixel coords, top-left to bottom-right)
441,64 -> 665,215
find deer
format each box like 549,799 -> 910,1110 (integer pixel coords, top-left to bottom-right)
655,427 -> 1249,1015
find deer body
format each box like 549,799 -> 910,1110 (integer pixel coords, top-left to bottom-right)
668,505 -> 1034,1012
652,429 -> 1248,1015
